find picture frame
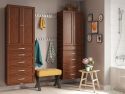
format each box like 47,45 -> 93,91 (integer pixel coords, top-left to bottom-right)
87,34 -> 92,42
91,21 -> 98,34
98,13 -> 103,22
96,34 -> 103,43
88,13 -> 93,22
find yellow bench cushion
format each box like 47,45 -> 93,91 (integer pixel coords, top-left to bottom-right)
36,68 -> 62,77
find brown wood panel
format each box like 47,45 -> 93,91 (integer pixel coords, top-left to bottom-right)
23,7 -> 34,44
7,58 -> 33,67
63,45 -> 82,51
74,12 -> 83,45
8,52 -> 33,58
7,73 -> 33,85
8,66 -> 33,74
7,6 -> 20,44
7,45 -> 33,51
63,11 -> 73,45
63,66 -> 81,73
63,71 -> 81,80
63,51 -> 82,64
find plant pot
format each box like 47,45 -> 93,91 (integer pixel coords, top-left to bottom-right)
85,66 -> 91,71
85,65 -> 93,71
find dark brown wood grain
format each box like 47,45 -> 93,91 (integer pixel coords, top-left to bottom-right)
57,11 -> 84,80
5,5 -> 35,85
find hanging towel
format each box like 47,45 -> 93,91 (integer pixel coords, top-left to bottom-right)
39,17 -> 46,30
46,41 -> 56,63
35,39 -> 43,67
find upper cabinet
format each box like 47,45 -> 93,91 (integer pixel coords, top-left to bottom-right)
62,11 -> 83,46
6,5 -> 35,45
63,11 -> 73,45
74,12 -> 83,45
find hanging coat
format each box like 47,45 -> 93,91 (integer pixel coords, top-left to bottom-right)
35,39 -> 43,67
46,41 -> 56,63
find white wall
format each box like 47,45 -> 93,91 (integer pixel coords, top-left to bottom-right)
104,0 -> 111,86
83,0 -> 105,85
111,0 -> 125,66
0,0 -> 66,86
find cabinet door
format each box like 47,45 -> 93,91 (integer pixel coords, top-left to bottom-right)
63,11 -> 73,46
20,7 -> 34,44
74,12 -> 83,45
6,6 -> 20,44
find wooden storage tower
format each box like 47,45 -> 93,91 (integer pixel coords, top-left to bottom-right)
5,5 -> 35,85
57,11 -> 84,80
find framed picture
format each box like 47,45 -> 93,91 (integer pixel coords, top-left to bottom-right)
87,34 -> 92,42
96,34 -> 103,43
88,14 -> 93,22
98,13 -> 103,22
91,21 -> 98,34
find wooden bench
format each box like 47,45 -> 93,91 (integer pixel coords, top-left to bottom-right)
35,68 -> 62,91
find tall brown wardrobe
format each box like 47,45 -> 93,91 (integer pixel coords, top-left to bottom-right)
5,5 -> 35,85
57,11 -> 84,80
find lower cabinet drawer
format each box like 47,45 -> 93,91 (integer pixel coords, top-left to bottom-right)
7,45 -> 33,52
8,52 -> 33,58
6,66 -> 34,85
8,66 -> 33,74
63,71 -> 81,79
7,58 -> 33,67
7,74 -> 34,85
6,45 -> 34,85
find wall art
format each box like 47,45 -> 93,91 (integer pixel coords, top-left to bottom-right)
91,21 -> 98,34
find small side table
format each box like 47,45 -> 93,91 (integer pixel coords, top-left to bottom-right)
79,70 -> 100,93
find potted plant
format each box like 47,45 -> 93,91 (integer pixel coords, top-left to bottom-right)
82,57 -> 94,71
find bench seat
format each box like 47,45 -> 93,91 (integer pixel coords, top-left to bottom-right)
36,68 -> 62,77
35,68 -> 62,91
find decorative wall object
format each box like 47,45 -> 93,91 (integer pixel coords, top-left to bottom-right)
87,34 -> 92,42
88,13 -> 93,22
96,34 -> 103,43
39,17 -> 46,30
91,21 -> 98,34
98,13 -> 103,22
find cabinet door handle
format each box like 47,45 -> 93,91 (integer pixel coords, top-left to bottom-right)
70,73 -> 75,76
18,48 -> 26,50
18,54 -> 25,56
20,25 -> 24,27
18,70 -> 25,72
17,61 -> 25,64
71,66 -> 76,68
18,78 -> 25,81
71,59 -> 76,61
71,53 -> 76,55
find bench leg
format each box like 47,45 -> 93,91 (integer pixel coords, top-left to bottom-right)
36,76 -> 41,91
54,75 -> 61,88
35,73 -> 38,88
